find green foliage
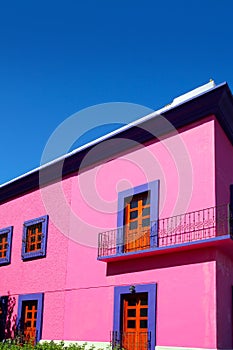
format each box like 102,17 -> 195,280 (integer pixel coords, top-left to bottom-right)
0,340 -> 117,350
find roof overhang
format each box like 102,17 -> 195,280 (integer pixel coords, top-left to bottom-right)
1,82 -> 233,204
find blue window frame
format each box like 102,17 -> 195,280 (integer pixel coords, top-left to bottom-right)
113,283 -> 157,350
117,180 -> 159,253
17,293 -> 44,343
22,215 -> 48,260
0,226 -> 13,265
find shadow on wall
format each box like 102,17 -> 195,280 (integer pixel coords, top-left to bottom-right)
0,292 -> 17,340
106,247 -> 218,276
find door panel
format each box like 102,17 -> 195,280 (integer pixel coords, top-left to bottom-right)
122,293 -> 148,350
22,300 -> 37,344
124,192 -> 151,252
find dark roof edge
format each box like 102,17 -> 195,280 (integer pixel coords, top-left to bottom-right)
1,82 -> 233,204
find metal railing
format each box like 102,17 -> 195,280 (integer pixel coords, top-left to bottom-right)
98,204 -> 232,258
111,331 -> 151,350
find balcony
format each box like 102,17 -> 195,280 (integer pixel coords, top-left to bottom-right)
111,331 -> 151,350
98,205 -> 233,261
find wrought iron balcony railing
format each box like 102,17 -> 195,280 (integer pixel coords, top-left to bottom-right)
111,331 -> 151,350
98,204 -> 232,258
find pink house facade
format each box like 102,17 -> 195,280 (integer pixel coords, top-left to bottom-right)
1,81 -> 233,349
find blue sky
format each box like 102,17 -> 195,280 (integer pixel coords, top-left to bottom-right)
1,0 -> 233,184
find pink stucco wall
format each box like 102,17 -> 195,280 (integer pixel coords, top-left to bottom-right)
216,251 -> 233,349
0,115 -> 222,347
215,120 -> 233,349
0,178 -> 72,339
62,116 -> 218,347
214,119 -> 233,349
63,246 -> 217,349
67,116 -> 216,250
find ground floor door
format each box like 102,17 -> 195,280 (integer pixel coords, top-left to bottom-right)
122,292 -> 149,350
21,300 -> 38,343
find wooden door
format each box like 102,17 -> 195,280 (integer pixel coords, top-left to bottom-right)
124,192 -> 151,252
122,293 -> 148,350
22,301 -> 37,343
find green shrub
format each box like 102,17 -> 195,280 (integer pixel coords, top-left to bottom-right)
0,340 -> 116,350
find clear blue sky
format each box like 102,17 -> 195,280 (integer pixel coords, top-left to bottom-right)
1,0 -> 233,184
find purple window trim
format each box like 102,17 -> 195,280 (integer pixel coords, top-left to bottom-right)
17,293 -> 44,343
22,215 -> 49,260
113,283 -> 157,350
117,180 -> 159,252
0,226 -> 13,265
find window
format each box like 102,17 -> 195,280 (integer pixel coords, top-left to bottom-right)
117,180 -> 159,253
17,293 -> 43,343
0,226 -> 13,265
22,215 -> 48,260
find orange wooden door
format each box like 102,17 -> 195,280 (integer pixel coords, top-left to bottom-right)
124,192 -> 150,252
23,301 -> 37,344
122,293 -> 148,350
